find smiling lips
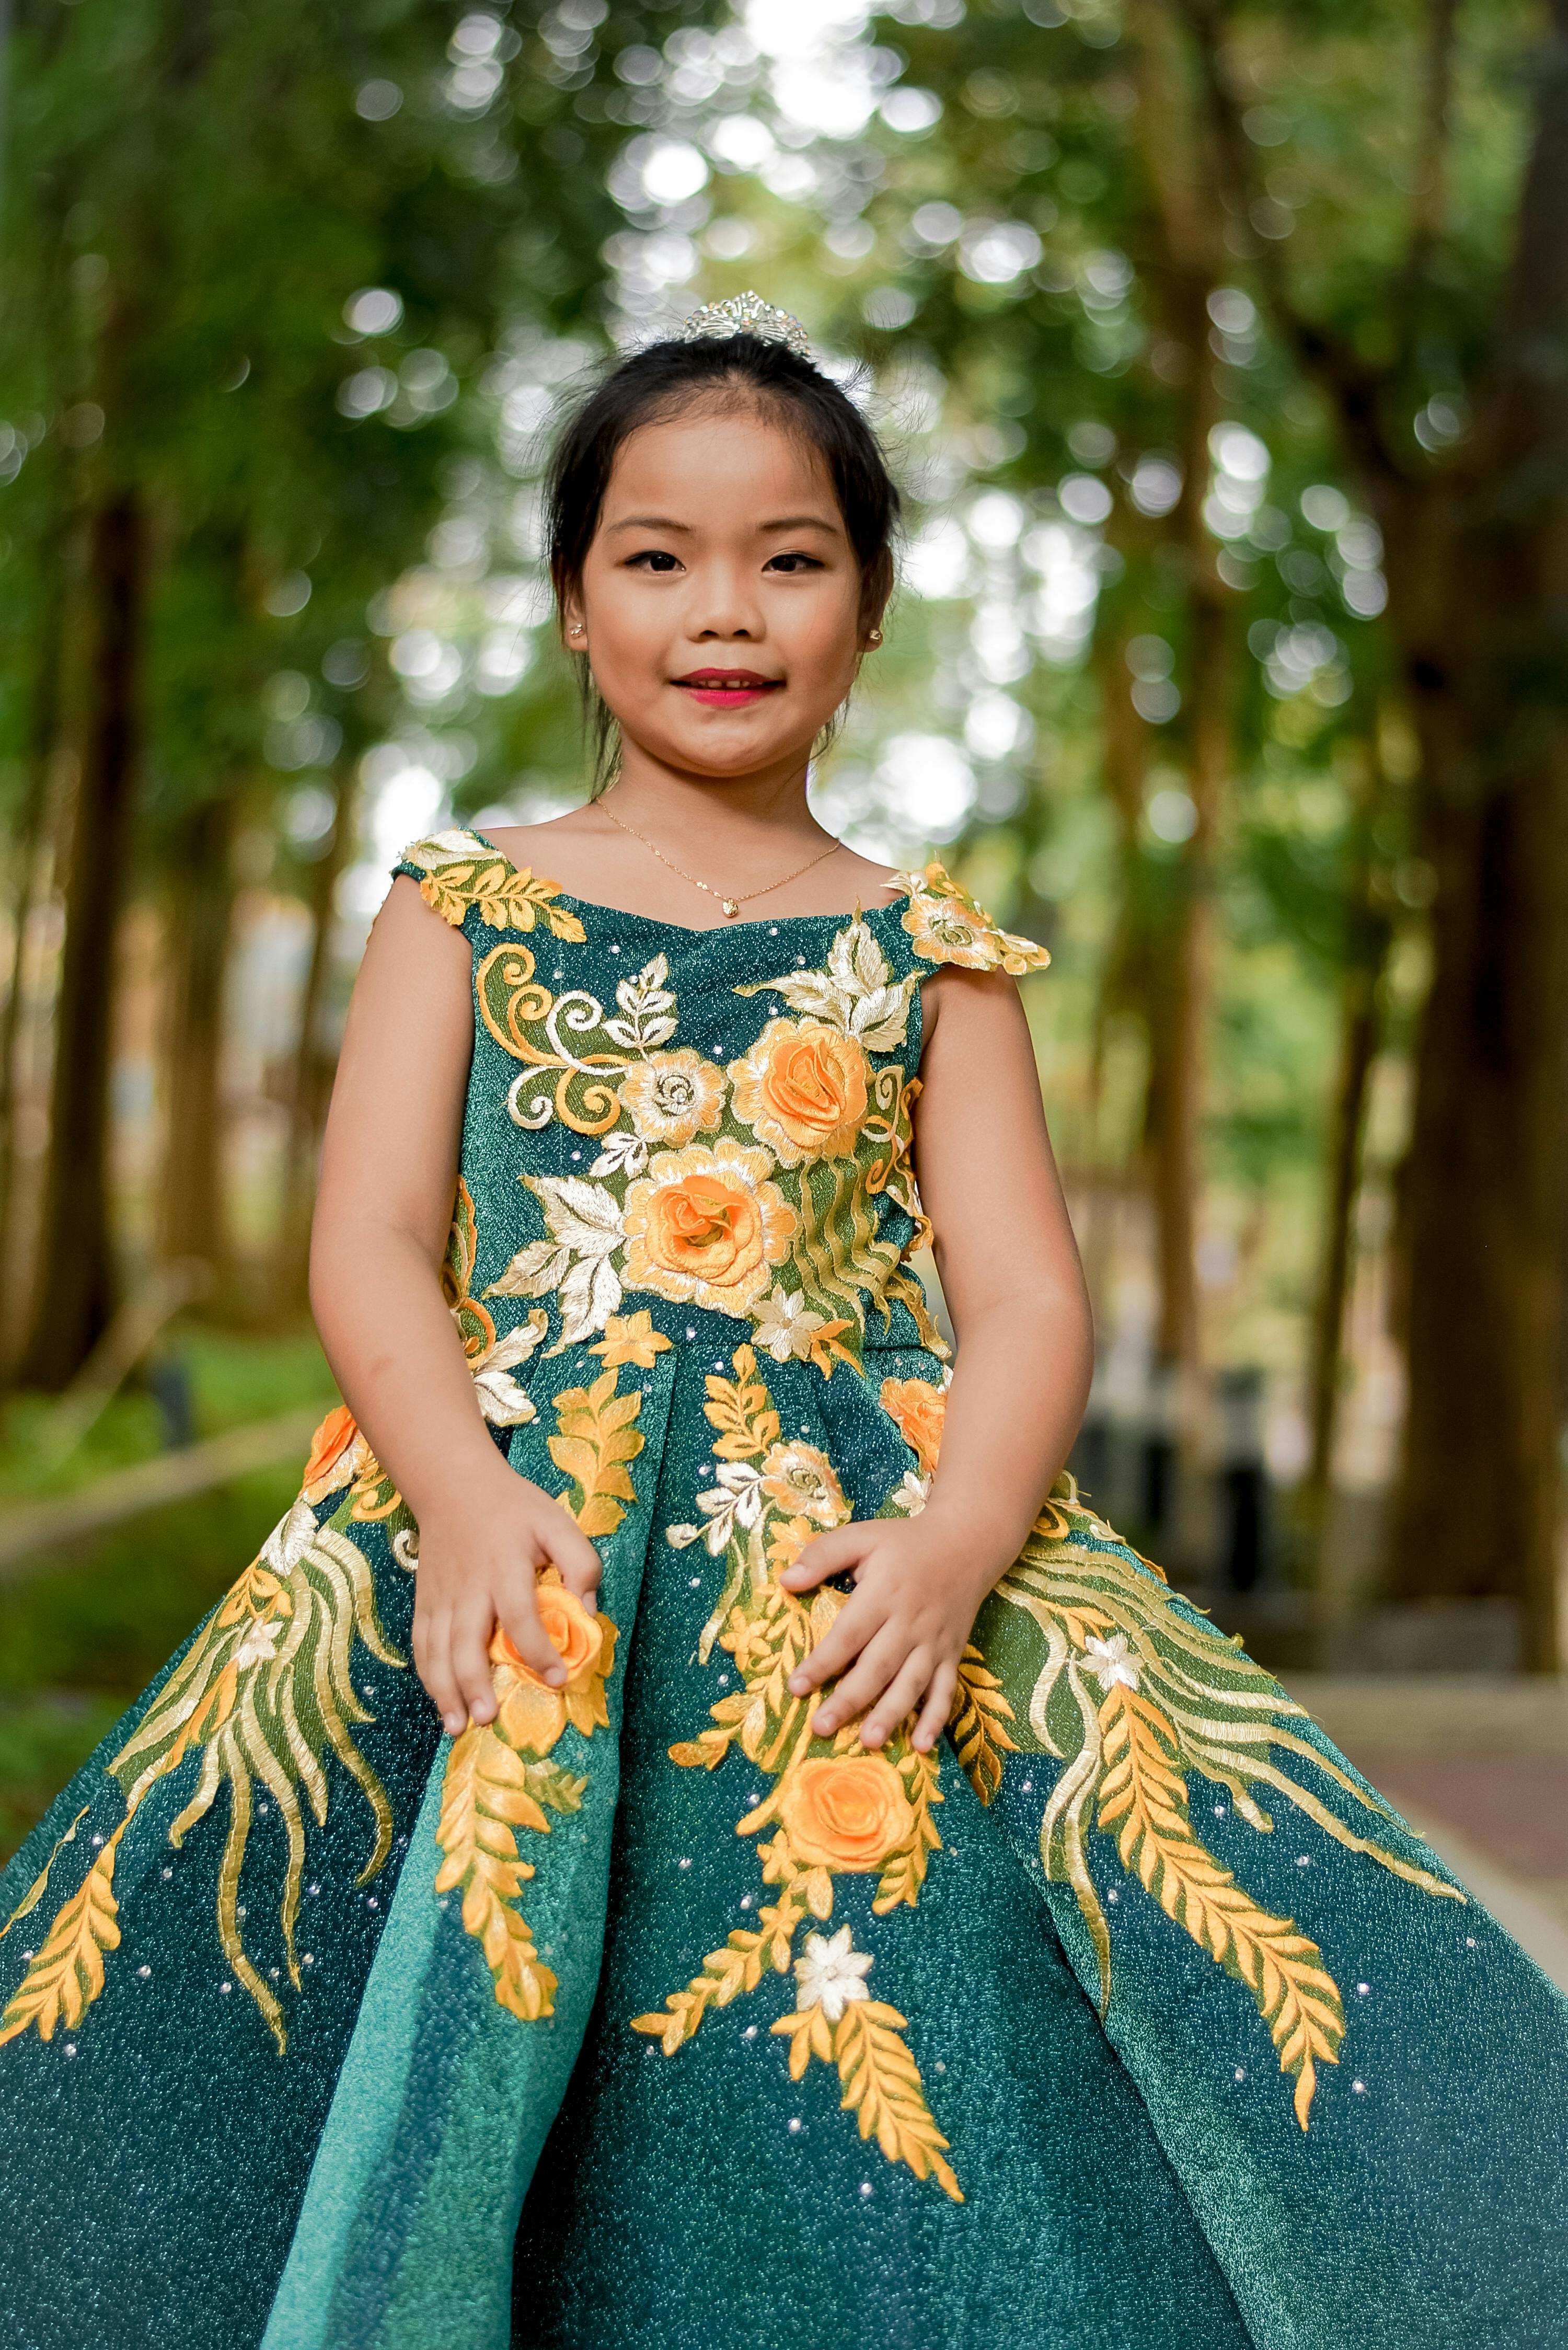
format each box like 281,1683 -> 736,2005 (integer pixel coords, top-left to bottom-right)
673,669 -> 783,708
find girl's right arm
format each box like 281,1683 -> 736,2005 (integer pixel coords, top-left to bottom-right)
307,876 -> 601,1737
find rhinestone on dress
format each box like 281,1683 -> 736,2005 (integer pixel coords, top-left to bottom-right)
676,291 -> 813,360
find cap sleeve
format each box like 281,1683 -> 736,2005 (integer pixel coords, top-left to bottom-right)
391,828 -> 586,942
892,860 -> 1051,977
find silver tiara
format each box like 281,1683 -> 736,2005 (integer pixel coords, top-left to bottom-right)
676,292 -> 813,361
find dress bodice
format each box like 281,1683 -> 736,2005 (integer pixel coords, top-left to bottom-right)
393,827 -> 1051,1376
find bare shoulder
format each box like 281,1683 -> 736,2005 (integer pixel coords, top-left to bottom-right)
838,846 -> 905,906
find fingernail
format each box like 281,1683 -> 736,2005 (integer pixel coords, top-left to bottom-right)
444,1713 -> 463,1734
547,1666 -> 567,1685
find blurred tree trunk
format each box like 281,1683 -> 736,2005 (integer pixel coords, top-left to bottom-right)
17,489 -> 145,1390
156,794 -> 235,1275
277,763 -> 358,1301
1129,2 -> 1233,1374
1305,743 -> 1394,1501
0,542 -> 70,1363
1188,0 -> 1568,1664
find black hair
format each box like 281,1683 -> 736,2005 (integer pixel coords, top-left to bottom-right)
544,331 -> 901,789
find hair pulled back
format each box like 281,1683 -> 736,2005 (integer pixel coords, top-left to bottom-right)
544,332 -> 901,786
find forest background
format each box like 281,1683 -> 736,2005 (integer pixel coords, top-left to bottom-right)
3,0 -> 1566,1856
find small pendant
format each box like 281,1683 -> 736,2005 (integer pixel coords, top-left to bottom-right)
721,897 -> 740,919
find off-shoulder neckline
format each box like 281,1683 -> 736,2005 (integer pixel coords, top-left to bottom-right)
455,826 -> 921,939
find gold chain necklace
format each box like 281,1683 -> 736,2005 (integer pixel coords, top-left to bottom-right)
598,801 -> 844,920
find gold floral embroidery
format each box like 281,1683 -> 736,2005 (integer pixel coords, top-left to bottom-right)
728,1017 -> 870,1165
892,860 -> 1051,977
434,1366 -> 635,2020
589,1310 -> 673,1370
633,1345 -> 957,2199
401,829 -> 586,941
967,1485 -> 1465,2126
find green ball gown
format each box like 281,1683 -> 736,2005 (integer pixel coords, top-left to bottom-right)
2,829 -> 1564,2350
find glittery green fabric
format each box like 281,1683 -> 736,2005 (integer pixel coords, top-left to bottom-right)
2,830 -> 1566,2350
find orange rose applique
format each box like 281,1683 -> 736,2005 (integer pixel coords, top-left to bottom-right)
728,1017 -> 870,1165
492,1570 -> 617,1756
618,1050 -> 726,1146
779,1754 -> 914,1874
622,1138 -> 796,1315
879,1377 -> 947,1476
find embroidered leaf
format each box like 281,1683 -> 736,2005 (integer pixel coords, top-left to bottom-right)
489,1176 -> 626,1349
1097,1681 -> 1344,2128
0,1805 -> 90,1943
948,1644 -> 1019,1805
703,1344 -> 781,1461
773,1996 -> 961,2202
630,1882 -> 808,2054
736,917 -> 917,1052
434,1723 -> 559,2022
873,1748 -> 944,1914
548,1366 -> 644,1539
471,1310 -> 548,1427
403,832 -> 586,941
0,1830 -> 123,2045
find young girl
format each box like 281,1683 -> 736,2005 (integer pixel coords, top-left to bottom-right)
2,299 -> 1565,2350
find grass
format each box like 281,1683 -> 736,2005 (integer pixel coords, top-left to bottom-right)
0,1324 -> 338,1867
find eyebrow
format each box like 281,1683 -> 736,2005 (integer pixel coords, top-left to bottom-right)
603,512 -> 844,536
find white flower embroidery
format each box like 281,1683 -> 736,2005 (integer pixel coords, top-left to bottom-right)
487,1175 -> 625,1350
885,1469 -> 930,1516
735,915 -> 916,1052
233,1616 -> 286,1672
468,1309 -> 548,1427
1082,1632 -> 1140,1691
793,1926 -> 874,2023
752,1288 -> 837,1363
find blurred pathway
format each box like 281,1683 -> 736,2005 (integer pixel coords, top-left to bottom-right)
1287,1675 -> 1568,1992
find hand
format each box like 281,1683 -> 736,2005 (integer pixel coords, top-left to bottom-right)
778,1508 -> 997,1754
410,1456 -> 602,1736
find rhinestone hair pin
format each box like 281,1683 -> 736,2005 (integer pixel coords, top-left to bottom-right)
676,291 -> 814,361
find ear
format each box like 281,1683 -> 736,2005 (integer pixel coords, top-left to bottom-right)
560,589 -> 587,648
858,549 -> 893,648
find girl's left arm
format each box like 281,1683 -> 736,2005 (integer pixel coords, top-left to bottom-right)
781,965 -> 1093,1750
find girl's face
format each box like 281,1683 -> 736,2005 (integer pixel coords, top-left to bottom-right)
566,402 -> 875,784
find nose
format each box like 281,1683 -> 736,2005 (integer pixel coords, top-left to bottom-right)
684,555 -> 764,643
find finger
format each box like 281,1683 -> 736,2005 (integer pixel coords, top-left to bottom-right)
787,1587 -> 888,1697
912,1657 -> 959,1753
778,1524 -> 869,1591
497,1582 -> 568,1686
859,1652 -> 934,1750
537,1503 -> 603,1600
418,1609 -> 467,1737
452,1603 -> 500,1727
811,1624 -> 908,1739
